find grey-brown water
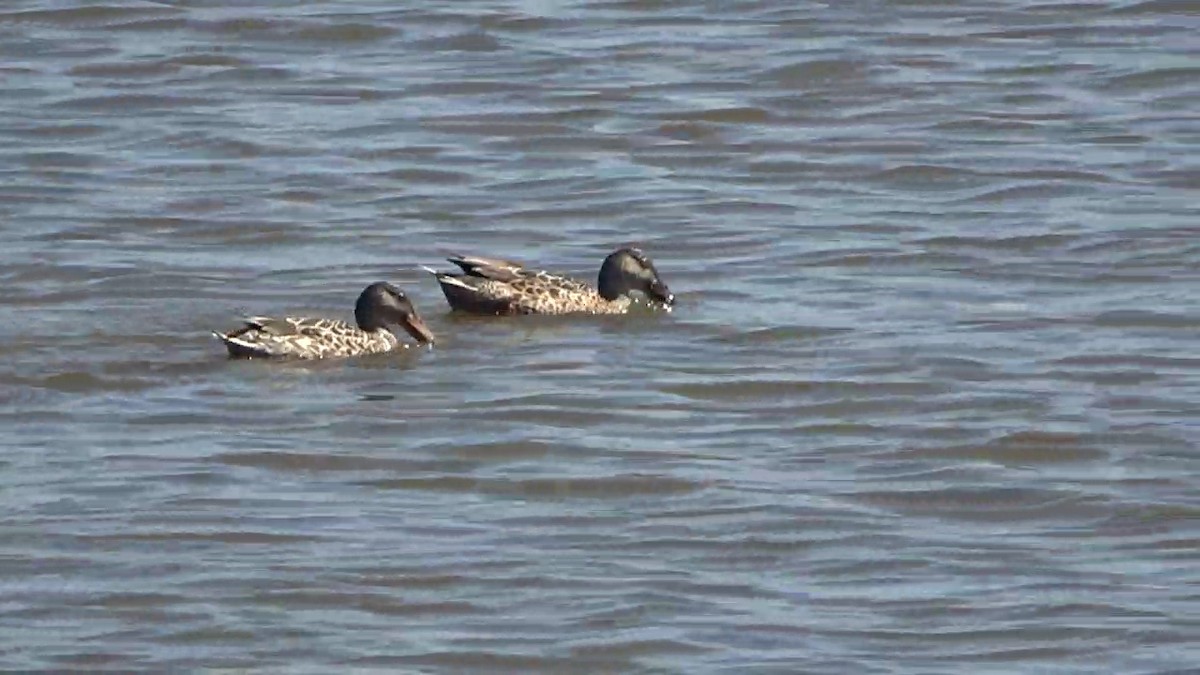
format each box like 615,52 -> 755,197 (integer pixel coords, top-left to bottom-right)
2,1 -> 1198,672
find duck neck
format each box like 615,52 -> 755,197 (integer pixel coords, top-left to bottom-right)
597,262 -> 629,301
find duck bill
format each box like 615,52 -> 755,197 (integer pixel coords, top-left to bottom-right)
401,312 -> 436,345
649,281 -> 675,308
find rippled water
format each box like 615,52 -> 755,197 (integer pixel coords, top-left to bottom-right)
2,0 -> 1198,671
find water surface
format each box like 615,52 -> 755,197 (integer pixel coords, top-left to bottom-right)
1,0 -> 1198,672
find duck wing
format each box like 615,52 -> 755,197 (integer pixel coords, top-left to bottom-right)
445,254 -> 526,282
215,316 -> 359,359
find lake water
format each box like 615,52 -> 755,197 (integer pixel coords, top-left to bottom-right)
1,1 -> 1198,672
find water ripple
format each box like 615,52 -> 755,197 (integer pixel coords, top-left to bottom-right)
1,0 -> 1197,672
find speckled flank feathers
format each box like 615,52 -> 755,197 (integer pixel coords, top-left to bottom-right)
423,248 -> 672,316
212,282 -> 435,360
436,269 -> 633,315
213,317 -> 401,360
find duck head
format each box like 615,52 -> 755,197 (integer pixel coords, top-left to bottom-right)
597,247 -> 674,308
355,282 -> 436,344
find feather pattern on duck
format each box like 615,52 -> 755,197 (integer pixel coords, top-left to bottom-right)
213,282 -> 435,360
424,248 -> 674,316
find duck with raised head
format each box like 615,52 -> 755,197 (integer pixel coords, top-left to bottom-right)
212,282 -> 435,359
423,247 -> 674,315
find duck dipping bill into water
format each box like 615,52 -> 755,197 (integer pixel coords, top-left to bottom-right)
423,247 -> 674,315
213,282 -> 435,360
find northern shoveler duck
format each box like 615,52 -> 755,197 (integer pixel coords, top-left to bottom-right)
213,282 -> 435,359
423,247 -> 674,315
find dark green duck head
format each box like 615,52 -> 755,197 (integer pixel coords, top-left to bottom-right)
356,282 -> 436,344
597,248 -> 674,308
